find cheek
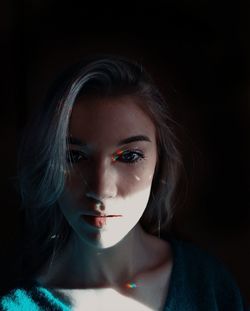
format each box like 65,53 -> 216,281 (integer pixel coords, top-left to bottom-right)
131,171 -> 154,186
119,171 -> 155,214
121,164 -> 155,194
63,170 -> 87,198
118,176 -> 153,207
117,186 -> 153,230
121,166 -> 156,219
57,187 -> 79,220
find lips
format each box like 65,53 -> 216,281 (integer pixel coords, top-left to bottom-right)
81,214 -> 122,228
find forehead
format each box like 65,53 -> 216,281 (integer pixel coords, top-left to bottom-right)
69,95 -> 156,145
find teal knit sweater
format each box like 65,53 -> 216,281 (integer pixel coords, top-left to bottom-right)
1,237 -> 249,310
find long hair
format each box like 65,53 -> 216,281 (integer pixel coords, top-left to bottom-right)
17,55 -> 182,279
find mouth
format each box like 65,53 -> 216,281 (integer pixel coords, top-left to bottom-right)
81,214 -> 122,228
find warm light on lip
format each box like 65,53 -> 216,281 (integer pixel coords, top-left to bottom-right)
81,214 -> 122,217
81,214 -> 122,229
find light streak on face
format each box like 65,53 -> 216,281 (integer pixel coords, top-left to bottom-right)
58,95 -> 158,249
134,175 -> 141,181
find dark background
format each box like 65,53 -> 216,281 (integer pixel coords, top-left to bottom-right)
0,0 -> 249,303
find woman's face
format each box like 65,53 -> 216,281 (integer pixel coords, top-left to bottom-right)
58,95 -> 158,249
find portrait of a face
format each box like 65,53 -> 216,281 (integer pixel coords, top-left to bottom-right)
58,95 -> 158,249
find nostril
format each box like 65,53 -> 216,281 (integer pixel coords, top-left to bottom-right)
99,204 -> 105,211
85,192 -> 105,208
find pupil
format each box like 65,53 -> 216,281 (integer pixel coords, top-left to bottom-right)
123,152 -> 136,161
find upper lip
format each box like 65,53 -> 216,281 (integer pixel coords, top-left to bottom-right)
81,201 -> 122,217
81,213 -> 122,217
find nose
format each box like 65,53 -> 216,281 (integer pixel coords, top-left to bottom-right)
82,159 -> 117,201
85,192 -> 105,211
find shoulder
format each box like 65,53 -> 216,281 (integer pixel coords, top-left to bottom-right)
172,238 -> 237,287
163,235 -> 249,310
0,280 -> 70,311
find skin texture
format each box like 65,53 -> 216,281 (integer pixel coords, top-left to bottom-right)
38,95 -> 173,310
59,95 -> 158,250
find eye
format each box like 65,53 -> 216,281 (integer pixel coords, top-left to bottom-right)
113,150 -> 145,165
66,150 -> 87,164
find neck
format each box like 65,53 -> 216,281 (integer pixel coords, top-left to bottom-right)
44,224 -> 163,289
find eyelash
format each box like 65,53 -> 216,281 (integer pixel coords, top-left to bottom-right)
66,150 -> 87,164
66,149 -> 145,165
112,149 -> 145,165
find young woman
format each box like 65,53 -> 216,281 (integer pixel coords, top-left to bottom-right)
0,56 -> 248,310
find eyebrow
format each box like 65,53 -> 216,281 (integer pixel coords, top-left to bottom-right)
67,135 -> 151,147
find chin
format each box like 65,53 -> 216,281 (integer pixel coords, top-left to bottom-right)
77,229 -> 132,250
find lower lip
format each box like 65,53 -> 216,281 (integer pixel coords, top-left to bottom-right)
81,215 -> 122,228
